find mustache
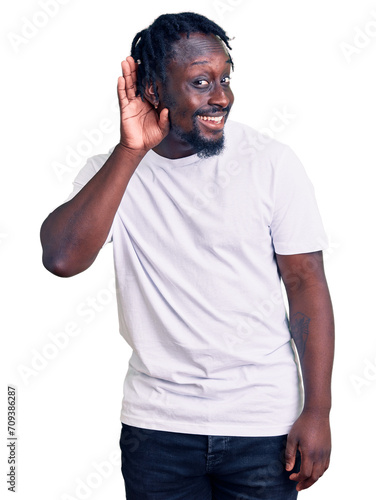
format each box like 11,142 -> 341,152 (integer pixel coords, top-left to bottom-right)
194,105 -> 231,117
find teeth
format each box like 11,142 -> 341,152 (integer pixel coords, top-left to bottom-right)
198,115 -> 223,123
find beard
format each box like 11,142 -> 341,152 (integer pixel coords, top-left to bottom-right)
173,118 -> 226,159
162,88 -> 228,159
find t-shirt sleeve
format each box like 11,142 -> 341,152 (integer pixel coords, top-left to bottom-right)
65,151 -> 114,245
270,146 -> 328,255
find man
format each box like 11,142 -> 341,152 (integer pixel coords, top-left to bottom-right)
41,12 -> 334,500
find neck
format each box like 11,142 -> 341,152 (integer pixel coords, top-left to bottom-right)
152,133 -> 197,159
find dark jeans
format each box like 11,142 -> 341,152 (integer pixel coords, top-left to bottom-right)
119,423 -> 300,499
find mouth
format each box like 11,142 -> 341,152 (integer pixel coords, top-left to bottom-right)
196,114 -> 226,130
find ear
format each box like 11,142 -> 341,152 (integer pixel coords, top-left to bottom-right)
143,81 -> 159,108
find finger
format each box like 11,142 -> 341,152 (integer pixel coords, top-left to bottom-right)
285,435 -> 298,471
289,449 -> 313,489
117,75 -> 128,108
158,108 -> 170,136
126,56 -> 138,87
121,59 -> 136,100
296,461 -> 324,491
309,461 -> 324,487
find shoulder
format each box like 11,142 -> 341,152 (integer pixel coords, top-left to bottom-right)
225,120 -> 289,154
73,148 -> 114,186
224,120 -> 298,172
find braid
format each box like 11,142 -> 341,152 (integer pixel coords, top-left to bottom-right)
130,12 -> 233,100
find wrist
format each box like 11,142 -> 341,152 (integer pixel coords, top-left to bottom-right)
115,142 -> 148,163
302,406 -> 331,418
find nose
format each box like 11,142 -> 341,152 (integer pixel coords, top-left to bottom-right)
208,82 -> 233,109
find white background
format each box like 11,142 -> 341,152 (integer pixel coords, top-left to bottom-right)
1,0 -> 375,498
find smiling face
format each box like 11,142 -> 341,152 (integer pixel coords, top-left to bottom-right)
152,33 -> 234,159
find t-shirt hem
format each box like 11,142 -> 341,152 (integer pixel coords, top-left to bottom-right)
120,415 -> 294,437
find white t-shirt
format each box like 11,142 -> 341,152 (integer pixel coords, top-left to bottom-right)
68,120 -> 328,436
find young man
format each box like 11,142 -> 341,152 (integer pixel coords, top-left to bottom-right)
41,12 -> 334,500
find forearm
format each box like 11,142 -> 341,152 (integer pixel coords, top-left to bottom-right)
288,277 -> 334,413
41,144 -> 145,277
276,240 -> 334,491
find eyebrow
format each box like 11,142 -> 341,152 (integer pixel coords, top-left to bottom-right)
190,58 -> 232,66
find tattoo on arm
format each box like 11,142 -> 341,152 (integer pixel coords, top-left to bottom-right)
290,312 -> 311,359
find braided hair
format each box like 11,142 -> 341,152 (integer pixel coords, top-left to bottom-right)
130,12 -> 233,100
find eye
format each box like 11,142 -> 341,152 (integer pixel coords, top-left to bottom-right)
194,79 -> 210,87
222,76 -> 231,85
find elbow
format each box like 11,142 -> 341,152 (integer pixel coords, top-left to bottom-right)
42,252 -> 77,278
40,232 -> 72,278
40,219 -> 82,278
40,219 -> 96,277
41,243 -> 95,277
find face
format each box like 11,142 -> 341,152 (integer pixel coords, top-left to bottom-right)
154,33 -> 234,159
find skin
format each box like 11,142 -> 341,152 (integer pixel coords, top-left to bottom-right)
276,251 -> 334,491
40,34 -> 232,275
40,32 -> 334,492
146,34 -> 234,159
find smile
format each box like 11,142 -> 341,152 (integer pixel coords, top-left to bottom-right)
197,115 -> 224,124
